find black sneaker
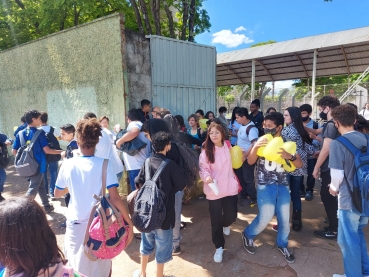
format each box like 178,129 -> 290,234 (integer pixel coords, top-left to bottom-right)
242,232 -> 256,254
314,230 -> 337,240
305,191 -> 313,201
277,247 -> 295,263
172,246 -> 181,256
0,193 -> 5,202
44,205 -> 54,214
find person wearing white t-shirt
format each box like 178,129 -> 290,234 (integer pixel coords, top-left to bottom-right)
83,113 -> 124,182
116,109 -> 151,191
359,103 -> 369,120
54,118 -> 133,277
235,107 -> 259,205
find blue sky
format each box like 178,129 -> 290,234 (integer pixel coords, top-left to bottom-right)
196,0 -> 369,88
196,0 -> 369,53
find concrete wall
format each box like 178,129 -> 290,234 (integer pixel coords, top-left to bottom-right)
0,14 -> 126,137
123,29 -> 151,110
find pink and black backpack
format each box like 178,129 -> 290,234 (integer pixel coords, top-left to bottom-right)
84,160 -> 130,260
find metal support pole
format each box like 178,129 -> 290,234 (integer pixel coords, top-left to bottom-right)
272,82 -> 275,101
311,49 -> 317,108
251,59 -> 256,101
303,91 -> 312,104
278,89 -> 289,112
260,88 -> 271,112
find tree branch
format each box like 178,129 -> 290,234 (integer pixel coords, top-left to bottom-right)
150,0 -> 161,35
188,0 -> 195,42
138,0 -> 152,35
163,1 -> 175,39
14,0 -> 25,10
181,0 -> 189,40
129,0 -> 144,34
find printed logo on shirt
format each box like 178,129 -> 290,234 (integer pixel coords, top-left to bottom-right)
264,160 -> 285,173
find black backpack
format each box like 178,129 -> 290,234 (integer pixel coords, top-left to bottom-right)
132,158 -> 168,233
0,142 -> 9,168
45,127 -> 61,162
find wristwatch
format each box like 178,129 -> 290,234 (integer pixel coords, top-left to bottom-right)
289,154 -> 297,162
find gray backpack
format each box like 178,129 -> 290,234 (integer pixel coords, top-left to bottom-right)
14,129 -> 43,177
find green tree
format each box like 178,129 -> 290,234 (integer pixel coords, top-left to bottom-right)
250,40 -> 276,48
0,0 -> 211,50
224,94 -> 235,110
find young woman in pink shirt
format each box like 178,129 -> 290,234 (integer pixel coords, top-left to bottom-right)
199,122 -> 239,264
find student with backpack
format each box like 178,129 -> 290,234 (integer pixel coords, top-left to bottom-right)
54,118 -> 133,277
13,115 -> 27,137
235,107 -> 258,205
199,122 -> 239,263
0,133 -> 11,201
328,104 -> 369,277
12,110 -> 62,213
133,131 -> 187,277
40,112 -> 62,199
299,104 -> 321,201
311,96 -> 341,240
249,99 -> 265,136
242,112 -> 302,264
0,197 -> 86,277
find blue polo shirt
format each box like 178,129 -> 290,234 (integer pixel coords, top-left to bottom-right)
13,127 -> 48,173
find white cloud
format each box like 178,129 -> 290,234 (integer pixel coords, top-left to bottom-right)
212,29 -> 254,48
235,26 -> 246,33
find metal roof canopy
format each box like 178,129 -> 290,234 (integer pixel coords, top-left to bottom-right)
217,26 -> 369,86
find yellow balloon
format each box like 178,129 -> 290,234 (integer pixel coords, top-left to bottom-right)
263,137 -> 283,161
199,119 -> 208,130
256,134 -> 273,157
230,146 -> 243,169
283,141 -> 297,155
13,126 -> 18,132
282,158 -> 296,172
275,156 -> 283,165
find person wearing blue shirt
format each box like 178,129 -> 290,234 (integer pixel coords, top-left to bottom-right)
0,133 -> 11,201
13,115 -> 27,137
12,110 -> 63,213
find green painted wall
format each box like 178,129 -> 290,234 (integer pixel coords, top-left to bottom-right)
0,14 -> 126,138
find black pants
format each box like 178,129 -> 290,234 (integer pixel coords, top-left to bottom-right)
235,161 -> 256,200
208,195 -> 238,249
65,193 -> 70,207
320,170 -> 338,232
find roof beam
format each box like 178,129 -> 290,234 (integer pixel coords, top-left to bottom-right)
341,45 -> 351,75
294,53 -> 309,78
256,59 -> 274,81
223,65 -> 245,84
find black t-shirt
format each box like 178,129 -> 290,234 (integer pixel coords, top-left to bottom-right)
135,153 -> 187,229
321,120 -> 340,172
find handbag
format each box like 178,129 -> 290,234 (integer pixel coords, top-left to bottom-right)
115,129 -> 147,156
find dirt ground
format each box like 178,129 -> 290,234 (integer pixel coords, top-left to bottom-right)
3,163 -> 364,277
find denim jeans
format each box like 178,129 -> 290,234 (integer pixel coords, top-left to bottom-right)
27,172 -> 51,208
0,168 -> 6,193
306,158 -> 317,192
288,175 -> 303,212
244,184 -> 290,248
43,161 -> 58,195
173,190 -> 184,248
337,209 -> 369,277
128,169 -> 140,192
140,228 -> 173,264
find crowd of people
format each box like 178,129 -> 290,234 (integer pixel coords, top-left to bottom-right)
0,96 -> 368,277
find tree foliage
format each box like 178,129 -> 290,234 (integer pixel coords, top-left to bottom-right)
0,0 -> 211,50
250,40 -> 276,48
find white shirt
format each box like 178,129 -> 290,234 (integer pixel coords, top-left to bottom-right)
122,121 -> 151,171
360,109 -> 369,120
55,156 -> 118,222
40,125 -> 60,137
95,129 -> 124,175
237,121 -> 259,152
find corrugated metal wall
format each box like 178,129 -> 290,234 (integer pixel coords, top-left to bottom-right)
148,36 -> 216,119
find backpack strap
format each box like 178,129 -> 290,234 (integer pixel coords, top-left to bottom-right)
28,129 -> 43,148
152,160 -> 169,182
245,124 -> 256,136
145,158 -> 151,181
50,126 -> 54,134
19,129 -> 26,147
313,121 -> 318,130
336,136 -> 362,156
101,159 -> 108,197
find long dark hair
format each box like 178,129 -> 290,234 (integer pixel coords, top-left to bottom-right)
0,197 -> 66,277
204,111 -> 214,119
231,107 -> 239,124
286,107 -> 312,145
203,122 -> 227,164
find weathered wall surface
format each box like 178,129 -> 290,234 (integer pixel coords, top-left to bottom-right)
0,14 -> 126,137
123,29 -> 151,110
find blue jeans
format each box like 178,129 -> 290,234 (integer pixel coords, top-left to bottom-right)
173,190 -> 184,248
337,209 -> 369,277
0,168 -> 6,193
128,169 -> 140,191
288,175 -> 303,212
140,228 -> 173,264
43,161 -> 58,195
244,184 -> 290,248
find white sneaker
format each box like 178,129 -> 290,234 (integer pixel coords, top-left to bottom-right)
223,227 -> 230,236
214,247 -> 223,263
332,274 -> 346,277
